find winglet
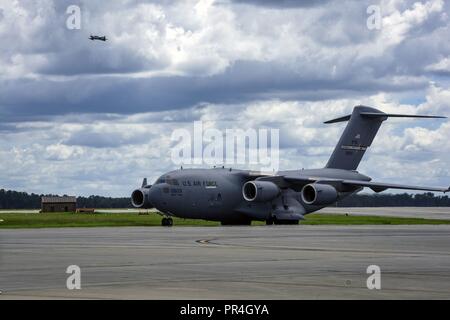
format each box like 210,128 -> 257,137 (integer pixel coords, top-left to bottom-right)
141,178 -> 148,188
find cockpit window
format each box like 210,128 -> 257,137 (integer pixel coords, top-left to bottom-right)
155,177 -> 179,185
167,179 -> 179,186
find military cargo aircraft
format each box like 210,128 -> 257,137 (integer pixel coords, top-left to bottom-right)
131,106 -> 449,226
89,35 -> 107,41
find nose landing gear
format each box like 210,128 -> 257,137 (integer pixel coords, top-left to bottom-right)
161,217 -> 173,227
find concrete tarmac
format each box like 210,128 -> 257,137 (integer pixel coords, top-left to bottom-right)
1,224 -> 450,299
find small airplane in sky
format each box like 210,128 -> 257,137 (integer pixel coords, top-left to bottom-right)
89,35 -> 107,41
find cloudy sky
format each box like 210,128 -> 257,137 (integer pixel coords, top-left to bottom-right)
1,0 -> 449,197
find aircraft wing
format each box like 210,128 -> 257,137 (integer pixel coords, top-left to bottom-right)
340,179 -> 450,193
258,175 -> 449,193
257,175 -> 338,188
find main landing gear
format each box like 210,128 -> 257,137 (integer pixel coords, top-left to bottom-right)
161,217 -> 173,227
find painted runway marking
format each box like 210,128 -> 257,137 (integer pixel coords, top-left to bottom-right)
196,239 -> 217,245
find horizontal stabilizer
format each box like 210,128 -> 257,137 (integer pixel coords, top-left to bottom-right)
325,110 -> 446,124
360,112 -> 446,119
324,115 -> 352,124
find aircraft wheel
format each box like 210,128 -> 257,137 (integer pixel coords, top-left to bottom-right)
162,217 -> 173,227
266,218 -> 274,225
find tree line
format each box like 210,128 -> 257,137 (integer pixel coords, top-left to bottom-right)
336,192 -> 450,207
0,189 -> 130,209
1,189 -> 450,209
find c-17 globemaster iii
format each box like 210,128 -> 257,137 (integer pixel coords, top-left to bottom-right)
131,106 -> 449,226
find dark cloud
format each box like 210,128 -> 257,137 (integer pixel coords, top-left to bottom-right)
2,0 -> 447,113
63,129 -> 151,148
0,60 -> 428,122
427,69 -> 450,77
38,45 -> 161,76
0,123 -> 18,133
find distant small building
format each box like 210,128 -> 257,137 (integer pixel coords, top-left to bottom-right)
41,196 -> 77,213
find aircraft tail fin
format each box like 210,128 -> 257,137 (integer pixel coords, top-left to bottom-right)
324,106 -> 446,170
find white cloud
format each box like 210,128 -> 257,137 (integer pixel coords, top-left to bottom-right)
1,0 -> 449,196
417,83 -> 450,114
381,0 -> 444,45
2,82 -> 449,196
425,57 -> 450,73
45,144 -> 85,160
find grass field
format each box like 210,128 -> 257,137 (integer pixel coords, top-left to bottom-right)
1,211 -> 450,228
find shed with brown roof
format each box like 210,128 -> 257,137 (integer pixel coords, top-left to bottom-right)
41,196 -> 77,213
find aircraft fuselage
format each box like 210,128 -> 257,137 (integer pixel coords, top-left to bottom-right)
134,167 -> 369,223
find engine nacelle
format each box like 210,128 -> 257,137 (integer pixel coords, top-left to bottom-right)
242,181 -> 280,202
131,188 -> 153,209
301,183 -> 338,206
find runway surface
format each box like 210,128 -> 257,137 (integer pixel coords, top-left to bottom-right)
1,225 -> 450,299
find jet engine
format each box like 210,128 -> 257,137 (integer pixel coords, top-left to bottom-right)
131,188 -> 153,209
242,181 -> 280,202
301,183 -> 338,205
